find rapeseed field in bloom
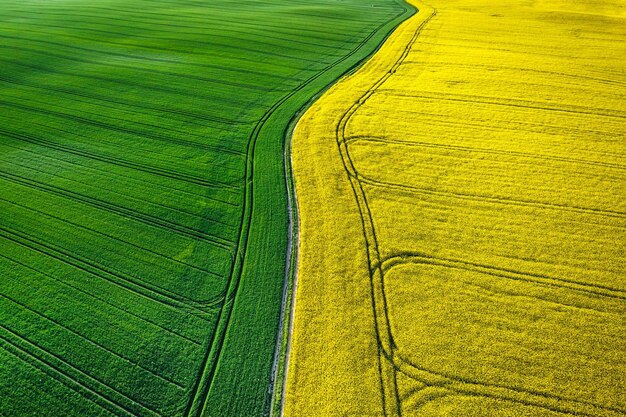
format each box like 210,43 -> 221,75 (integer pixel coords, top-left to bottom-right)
286,0 -> 625,415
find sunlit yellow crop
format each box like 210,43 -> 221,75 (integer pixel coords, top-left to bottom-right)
285,0 -> 626,416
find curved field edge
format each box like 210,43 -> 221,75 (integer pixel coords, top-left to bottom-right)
266,4 -> 423,413
195,1 -> 418,415
270,3 -> 418,415
283,1 -> 434,415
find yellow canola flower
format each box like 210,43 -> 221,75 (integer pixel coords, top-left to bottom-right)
285,0 -> 626,416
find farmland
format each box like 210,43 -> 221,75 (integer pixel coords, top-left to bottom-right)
0,0 -> 416,415
286,0 -> 626,416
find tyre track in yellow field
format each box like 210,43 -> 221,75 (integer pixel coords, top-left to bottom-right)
331,9 -> 437,416
284,3 -> 438,415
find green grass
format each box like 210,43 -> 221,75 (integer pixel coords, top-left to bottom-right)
0,0 -> 414,415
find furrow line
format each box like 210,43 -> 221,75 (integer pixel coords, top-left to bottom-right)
0,74 -> 254,127
0,293 -> 187,390
0,31 -> 322,67
378,253 -> 626,300
384,91 -> 626,120
1,128 -> 244,194
0,252 -> 205,346
0,169 -> 236,250
0,326 -> 158,417
0,155 -> 238,231
393,351 -> 626,416
346,135 -> 626,170
0,227 -> 216,317
0,196 -> 224,279
0,98 -> 248,163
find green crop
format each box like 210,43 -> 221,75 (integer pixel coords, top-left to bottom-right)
0,0 -> 413,415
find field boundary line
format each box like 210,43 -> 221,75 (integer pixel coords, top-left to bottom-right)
268,1 -> 419,415
182,1 -> 419,415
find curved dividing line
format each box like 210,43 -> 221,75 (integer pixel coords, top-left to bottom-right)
182,3 -> 416,415
272,2 -> 419,416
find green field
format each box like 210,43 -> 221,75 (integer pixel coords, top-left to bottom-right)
0,0 -> 414,415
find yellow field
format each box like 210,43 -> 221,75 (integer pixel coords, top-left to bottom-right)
285,0 -> 626,416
